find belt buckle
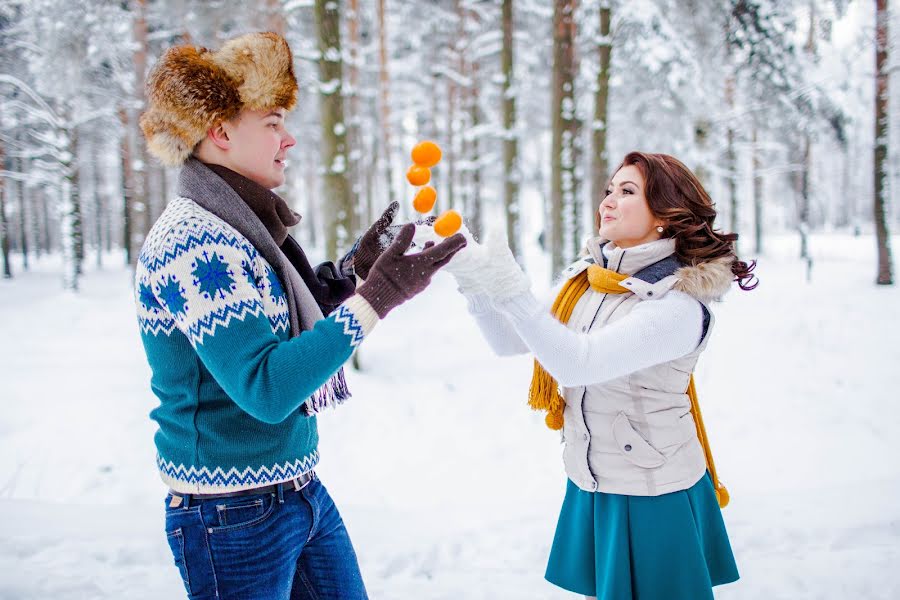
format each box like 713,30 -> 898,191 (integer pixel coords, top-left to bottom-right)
292,471 -> 313,492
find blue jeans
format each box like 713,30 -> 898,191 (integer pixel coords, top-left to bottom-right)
163,477 -> 368,599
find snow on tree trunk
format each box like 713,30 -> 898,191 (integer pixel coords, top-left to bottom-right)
725,73 -> 738,248
501,0 -> 521,263
315,0 -> 354,259
0,134 -> 11,279
753,126 -> 764,255
60,176 -> 78,292
131,0 -> 150,263
377,0 -> 396,209
70,128 -> 84,275
91,136 -> 104,269
15,147 -> 29,271
591,1 -> 611,225
550,0 -> 578,276
119,108 -> 136,267
347,0 -> 363,236
874,0 -> 894,285
798,136 -> 812,275
468,59 -> 483,241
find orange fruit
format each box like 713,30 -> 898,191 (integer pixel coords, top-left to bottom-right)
406,165 -> 431,186
412,186 -> 437,213
433,210 -> 462,237
411,141 -> 442,168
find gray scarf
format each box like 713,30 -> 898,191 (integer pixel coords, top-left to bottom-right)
177,158 -> 350,414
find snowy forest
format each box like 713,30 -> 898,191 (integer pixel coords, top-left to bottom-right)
2,1 -> 900,599
0,0 -> 896,288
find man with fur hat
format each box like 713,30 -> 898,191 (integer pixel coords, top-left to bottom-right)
134,32 -> 465,599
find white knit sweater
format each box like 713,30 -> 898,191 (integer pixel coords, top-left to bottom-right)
466,243 -> 705,386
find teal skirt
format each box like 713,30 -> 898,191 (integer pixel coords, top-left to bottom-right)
545,472 -> 739,599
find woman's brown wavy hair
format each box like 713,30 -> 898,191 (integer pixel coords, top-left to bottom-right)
601,151 -> 758,291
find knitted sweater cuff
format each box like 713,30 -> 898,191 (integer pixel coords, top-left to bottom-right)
340,294 -> 380,337
465,292 -> 494,315
494,290 -> 544,323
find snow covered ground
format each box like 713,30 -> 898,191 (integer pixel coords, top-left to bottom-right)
1,232 -> 899,599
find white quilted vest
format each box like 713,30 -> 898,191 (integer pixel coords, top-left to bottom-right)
560,238 -> 716,496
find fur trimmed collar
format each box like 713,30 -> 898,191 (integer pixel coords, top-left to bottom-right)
673,256 -> 735,302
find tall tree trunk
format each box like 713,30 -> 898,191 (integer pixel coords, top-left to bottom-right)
752,126 -> 763,255
447,65 -> 457,211
15,147 -> 28,270
60,178 -> 78,291
120,108 -> 136,266
874,0 -> 893,284
798,4 -> 815,268
347,0 -> 363,233
132,0 -> 150,263
31,169 -> 44,258
40,185 -> 52,255
591,1 -> 611,225
91,136 -> 104,268
72,128 -> 84,274
501,0 -> 521,261
0,135 -> 11,279
550,0 -> 577,275
468,52 -> 483,239
454,1 -> 470,218
429,25 -> 444,215
377,0 -> 396,208
799,136 -> 811,263
59,124 -> 81,291
725,74 -> 738,244
315,0 -> 353,259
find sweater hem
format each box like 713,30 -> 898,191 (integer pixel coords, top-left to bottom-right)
157,450 -> 320,494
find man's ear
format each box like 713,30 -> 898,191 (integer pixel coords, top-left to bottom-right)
206,122 -> 232,151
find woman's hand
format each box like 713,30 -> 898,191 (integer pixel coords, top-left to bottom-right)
474,229 -> 531,304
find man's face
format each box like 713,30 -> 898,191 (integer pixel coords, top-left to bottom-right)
222,108 -> 296,189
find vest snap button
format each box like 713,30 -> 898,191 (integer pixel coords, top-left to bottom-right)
624,444 -> 632,451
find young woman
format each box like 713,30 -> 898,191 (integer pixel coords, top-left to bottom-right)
447,152 -> 754,599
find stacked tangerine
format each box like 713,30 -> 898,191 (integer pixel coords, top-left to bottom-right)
406,141 -> 462,237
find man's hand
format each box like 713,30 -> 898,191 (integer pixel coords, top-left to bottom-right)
356,224 -> 467,318
352,201 -> 399,280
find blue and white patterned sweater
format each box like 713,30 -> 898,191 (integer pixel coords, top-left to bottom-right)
135,197 -> 378,493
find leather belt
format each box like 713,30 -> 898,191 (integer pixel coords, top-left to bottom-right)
168,470 -> 316,506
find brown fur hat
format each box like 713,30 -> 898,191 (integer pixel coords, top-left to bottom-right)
140,32 -> 298,166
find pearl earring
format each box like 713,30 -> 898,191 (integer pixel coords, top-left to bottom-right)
656,226 -> 664,234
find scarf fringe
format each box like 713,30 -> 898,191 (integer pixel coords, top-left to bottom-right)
303,368 -> 352,415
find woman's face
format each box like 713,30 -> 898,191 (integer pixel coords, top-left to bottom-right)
598,165 -> 664,249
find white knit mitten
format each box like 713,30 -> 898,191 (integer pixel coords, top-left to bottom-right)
443,223 -> 489,296
478,229 -> 531,304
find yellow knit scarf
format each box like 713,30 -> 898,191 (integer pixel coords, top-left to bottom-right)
528,264 -> 730,507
